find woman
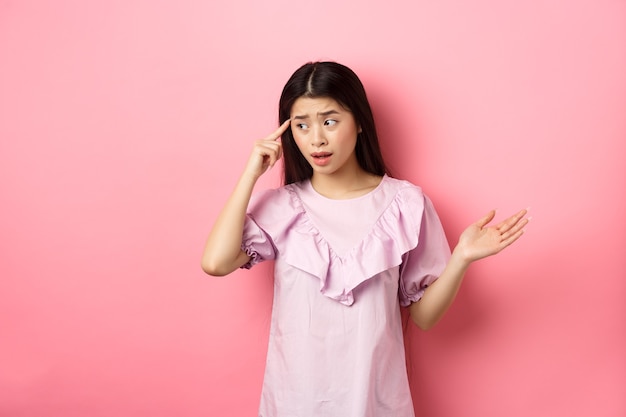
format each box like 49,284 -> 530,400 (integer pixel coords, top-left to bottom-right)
202,61 -> 528,416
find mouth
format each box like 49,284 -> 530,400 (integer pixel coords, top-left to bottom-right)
311,152 -> 332,158
311,152 -> 332,166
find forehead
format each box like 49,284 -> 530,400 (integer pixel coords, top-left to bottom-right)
290,96 -> 346,116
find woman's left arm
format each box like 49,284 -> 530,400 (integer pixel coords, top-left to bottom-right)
409,209 -> 529,330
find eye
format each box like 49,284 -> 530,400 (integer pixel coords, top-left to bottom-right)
324,119 -> 338,126
296,123 -> 309,130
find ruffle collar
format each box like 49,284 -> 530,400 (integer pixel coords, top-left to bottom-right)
279,178 -> 425,306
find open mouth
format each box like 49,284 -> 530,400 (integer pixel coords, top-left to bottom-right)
311,152 -> 332,166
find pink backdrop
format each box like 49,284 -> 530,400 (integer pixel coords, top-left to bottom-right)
1,1 -> 625,416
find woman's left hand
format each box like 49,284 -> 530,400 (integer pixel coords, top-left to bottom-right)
455,209 -> 530,263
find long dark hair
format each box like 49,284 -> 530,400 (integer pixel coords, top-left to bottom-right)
278,61 -> 388,185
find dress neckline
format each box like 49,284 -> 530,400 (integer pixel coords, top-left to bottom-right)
304,174 -> 388,202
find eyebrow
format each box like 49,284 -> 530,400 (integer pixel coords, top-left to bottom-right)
292,109 -> 341,120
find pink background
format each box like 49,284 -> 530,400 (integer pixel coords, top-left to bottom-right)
1,1 -> 625,416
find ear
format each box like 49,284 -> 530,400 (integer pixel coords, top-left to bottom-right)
357,125 -> 362,134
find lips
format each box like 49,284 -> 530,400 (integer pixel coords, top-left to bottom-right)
311,152 -> 332,166
312,152 -> 332,158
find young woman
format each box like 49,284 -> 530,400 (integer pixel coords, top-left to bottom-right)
202,61 -> 529,417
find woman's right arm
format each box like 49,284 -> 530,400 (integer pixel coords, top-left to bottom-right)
201,120 -> 290,276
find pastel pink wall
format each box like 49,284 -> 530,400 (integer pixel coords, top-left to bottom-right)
1,1 -> 624,416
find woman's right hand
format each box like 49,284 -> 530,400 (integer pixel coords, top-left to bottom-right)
243,119 -> 291,180
202,119 -> 292,276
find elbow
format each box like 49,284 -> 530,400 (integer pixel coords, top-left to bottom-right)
414,319 -> 437,331
201,257 -> 230,277
409,308 -> 439,331
201,248 -> 249,276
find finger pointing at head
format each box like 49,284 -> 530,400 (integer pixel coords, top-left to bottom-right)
265,119 -> 291,141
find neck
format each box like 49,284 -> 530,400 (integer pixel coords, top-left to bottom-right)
310,167 -> 382,200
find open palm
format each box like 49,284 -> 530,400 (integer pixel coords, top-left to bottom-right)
457,209 -> 529,263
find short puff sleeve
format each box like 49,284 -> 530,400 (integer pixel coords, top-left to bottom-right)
398,195 -> 451,306
240,186 -> 302,269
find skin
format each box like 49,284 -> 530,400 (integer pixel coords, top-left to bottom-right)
290,97 -> 380,199
201,96 -> 530,330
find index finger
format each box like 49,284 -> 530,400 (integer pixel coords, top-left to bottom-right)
264,119 -> 291,141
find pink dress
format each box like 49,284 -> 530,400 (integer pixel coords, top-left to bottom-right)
242,175 -> 450,417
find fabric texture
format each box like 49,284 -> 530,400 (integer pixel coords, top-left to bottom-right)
242,175 -> 450,417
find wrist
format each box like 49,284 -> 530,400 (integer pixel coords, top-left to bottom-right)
239,169 -> 261,186
450,246 -> 473,270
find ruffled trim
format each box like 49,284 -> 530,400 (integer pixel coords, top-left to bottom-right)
281,180 -> 425,306
240,241 -> 263,269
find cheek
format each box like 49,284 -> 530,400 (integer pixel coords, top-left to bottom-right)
337,130 -> 358,149
291,134 -> 307,155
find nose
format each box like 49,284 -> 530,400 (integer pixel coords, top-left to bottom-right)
311,126 -> 327,147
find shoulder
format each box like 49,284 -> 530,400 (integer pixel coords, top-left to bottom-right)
383,175 -> 423,193
380,175 -> 426,207
382,177 -> 446,238
246,182 -> 309,240
247,182 -> 305,219
377,175 -> 447,233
